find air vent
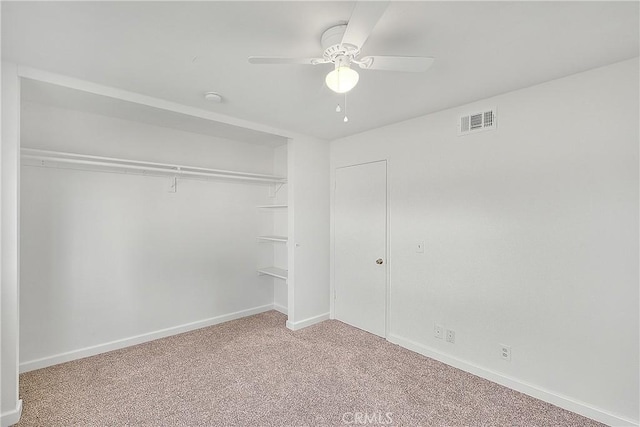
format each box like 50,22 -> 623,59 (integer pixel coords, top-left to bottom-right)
460,115 -> 470,133
470,113 -> 483,130
458,108 -> 496,136
484,110 -> 494,127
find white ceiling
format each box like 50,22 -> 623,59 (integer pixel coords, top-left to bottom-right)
3,1 -> 639,141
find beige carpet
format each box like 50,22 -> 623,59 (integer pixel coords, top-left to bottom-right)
18,311 -> 602,426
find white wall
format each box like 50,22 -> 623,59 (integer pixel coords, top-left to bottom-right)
20,102 -> 278,173
287,136 -> 330,329
330,58 -> 639,425
20,102 -> 281,370
1,62 -> 22,426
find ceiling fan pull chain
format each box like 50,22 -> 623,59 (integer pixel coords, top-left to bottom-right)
343,93 -> 349,123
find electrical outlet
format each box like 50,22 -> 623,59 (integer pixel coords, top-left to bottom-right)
434,324 -> 443,339
500,344 -> 511,361
446,329 -> 455,343
416,242 -> 425,253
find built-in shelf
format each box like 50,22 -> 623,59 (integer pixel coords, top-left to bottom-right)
257,235 -> 288,243
257,204 -> 288,209
257,267 -> 288,281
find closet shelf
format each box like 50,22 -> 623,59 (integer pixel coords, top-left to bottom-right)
256,235 -> 288,243
256,204 -> 288,209
21,148 -> 287,184
257,267 -> 288,280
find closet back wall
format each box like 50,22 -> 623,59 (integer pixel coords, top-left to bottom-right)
20,102 -> 278,370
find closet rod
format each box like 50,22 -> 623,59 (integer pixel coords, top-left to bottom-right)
21,148 -> 287,184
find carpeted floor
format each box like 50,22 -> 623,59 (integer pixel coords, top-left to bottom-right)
18,311 -> 602,426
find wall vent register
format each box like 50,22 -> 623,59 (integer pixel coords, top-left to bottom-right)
458,108 -> 496,135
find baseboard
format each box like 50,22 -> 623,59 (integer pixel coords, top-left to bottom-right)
286,312 -> 330,331
20,304 -> 275,373
1,400 -> 23,427
388,334 -> 638,427
273,303 -> 288,315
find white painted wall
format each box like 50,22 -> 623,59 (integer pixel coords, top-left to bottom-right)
287,136 -> 330,329
20,102 -> 279,173
330,58 -> 639,425
1,62 -> 23,427
19,102 -> 282,370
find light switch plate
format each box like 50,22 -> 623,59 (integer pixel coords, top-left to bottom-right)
416,242 -> 425,253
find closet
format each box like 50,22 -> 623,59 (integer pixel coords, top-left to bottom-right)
12,69 -> 329,375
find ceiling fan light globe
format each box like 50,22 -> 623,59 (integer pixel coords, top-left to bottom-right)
325,67 -> 359,93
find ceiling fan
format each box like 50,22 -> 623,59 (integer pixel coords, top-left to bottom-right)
248,1 -> 434,94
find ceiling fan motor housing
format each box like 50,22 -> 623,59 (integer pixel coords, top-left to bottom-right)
321,24 -> 360,63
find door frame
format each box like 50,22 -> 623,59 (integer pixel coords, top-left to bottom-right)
330,159 -> 390,338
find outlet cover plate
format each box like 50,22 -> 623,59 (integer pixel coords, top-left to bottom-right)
446,329 -> 455,343
434,324 -> 443,339
500,344 -> 511,361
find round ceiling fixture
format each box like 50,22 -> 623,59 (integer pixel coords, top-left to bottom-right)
325,55 -> 359,93
204,92 -> 223,103
325,66 -> 359,93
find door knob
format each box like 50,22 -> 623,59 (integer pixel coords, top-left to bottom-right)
376,258 -> 384,264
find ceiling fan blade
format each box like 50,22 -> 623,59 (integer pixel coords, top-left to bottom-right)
358,56 -> 435,72
341,1 -> 390,50
248,56 -> 328,65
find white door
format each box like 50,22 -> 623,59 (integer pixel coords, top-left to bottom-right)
334,161 -> 387,337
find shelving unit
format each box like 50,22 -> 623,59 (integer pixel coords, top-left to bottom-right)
256,189 -> 288,285
257,235 -> 288,243
257,267 -> 288,281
